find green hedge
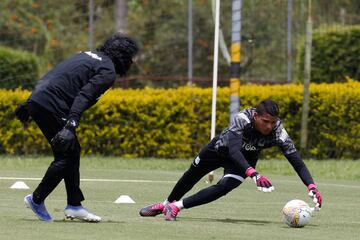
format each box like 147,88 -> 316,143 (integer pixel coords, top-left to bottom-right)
1,80 -> 359,159
0,46 -> 39,89
297,25 -> 360,83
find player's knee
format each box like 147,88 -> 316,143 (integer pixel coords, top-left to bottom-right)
217,177 -> 241,195
67,139 -> 80,154
184,164 -> 203,177
54,139 -> 80,156
53,145 -> 80,168
51,158 -> 68,170
213,184 -> 232,197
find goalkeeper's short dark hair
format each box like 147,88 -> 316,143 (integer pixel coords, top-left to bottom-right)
256,99 -> 279,117
97,33 -> 139,76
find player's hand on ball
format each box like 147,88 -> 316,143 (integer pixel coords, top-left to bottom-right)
307,184 -> 322,211
246,167 -> 274,192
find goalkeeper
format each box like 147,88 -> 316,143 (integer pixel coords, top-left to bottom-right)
15,33 -> 138,222
140,100 -> 323,221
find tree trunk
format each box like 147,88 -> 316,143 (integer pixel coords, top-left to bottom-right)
115,0 -> 127,33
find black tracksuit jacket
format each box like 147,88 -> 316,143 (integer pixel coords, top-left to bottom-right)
29,51 -> 116,121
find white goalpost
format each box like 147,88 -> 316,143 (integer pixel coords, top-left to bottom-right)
208,0 -> 221,183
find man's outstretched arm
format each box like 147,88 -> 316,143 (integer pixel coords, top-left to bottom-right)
285,151 -> 323,210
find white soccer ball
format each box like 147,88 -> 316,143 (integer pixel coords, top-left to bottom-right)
282,199 -> 313,228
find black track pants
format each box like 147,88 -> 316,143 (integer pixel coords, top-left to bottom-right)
28,102 -> 84,205
167,138 -> 245,209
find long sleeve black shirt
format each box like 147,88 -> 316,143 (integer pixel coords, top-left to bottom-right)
29,51 -> 116,121
215,108 -> 314,186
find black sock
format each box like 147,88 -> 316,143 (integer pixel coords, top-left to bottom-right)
68,203 -> 82,206
32,193 -> 42,205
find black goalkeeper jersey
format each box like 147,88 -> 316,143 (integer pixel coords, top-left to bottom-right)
29,51 -> 116,121
216,108 -> 296,156
215,108 -> 314,186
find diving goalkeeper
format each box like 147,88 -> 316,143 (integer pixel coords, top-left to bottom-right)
140,100 -> 323,221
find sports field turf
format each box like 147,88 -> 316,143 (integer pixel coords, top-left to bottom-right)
0,156 -> 359,240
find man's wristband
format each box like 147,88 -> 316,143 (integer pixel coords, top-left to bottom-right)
245,167 -> 257,178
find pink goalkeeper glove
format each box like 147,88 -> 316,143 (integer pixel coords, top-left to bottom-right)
246,167 -> 274,192
308,184 -> 322,211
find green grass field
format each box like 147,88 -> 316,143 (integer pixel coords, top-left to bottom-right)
0,156 -> 359,240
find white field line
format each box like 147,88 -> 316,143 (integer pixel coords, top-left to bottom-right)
0,176 -> 359,189
280,179 -> 360,189
0,176 -> 176,184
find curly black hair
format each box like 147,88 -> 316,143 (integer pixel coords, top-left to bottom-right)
97,33 -> 138,76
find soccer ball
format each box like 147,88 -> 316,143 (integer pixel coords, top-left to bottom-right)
282,199 -> 313,228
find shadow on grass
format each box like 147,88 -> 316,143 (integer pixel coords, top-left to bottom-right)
181,216 -> 319,228
21,218 -> 126,224
180,216 -> 279,225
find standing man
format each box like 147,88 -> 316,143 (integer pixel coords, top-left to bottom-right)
140,100 -> 322,221
15,33 -> 138,222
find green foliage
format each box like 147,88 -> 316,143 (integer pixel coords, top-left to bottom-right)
1,1 -> 360,84
2,81 -> 359,159
0,46 -> 39,89
0,0 -> 104,73
306,78 -> 360,158
127,0 -> 360,84
297,25 -> 360,83
0,0 -> 47,54
127,0 -> 231,83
